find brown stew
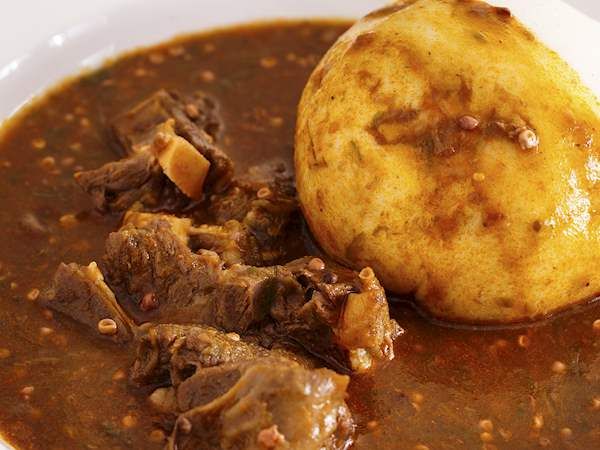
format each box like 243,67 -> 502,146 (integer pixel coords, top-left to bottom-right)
0,20 -> 598,450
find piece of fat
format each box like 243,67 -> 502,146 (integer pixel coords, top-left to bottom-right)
153,119 -> 210,200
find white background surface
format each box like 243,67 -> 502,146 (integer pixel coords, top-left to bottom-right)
568,0 -> 600,17
0,0 -> 598,448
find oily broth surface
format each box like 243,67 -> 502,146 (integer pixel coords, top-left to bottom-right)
0,20 -> 598,450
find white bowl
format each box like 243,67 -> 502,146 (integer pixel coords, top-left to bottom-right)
0,0 -> 598,448
0,0 -> 599,122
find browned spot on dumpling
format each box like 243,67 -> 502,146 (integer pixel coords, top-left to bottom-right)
348,33 -> 377,53
365,0 -> 419,20
316,190 -> 326,212
433,215 -> 460,240
328,122 -> 340,134
357,70 -> 382,95
465,0 -> 512,22
483,210 -> 505,228
424,282 -> 447,307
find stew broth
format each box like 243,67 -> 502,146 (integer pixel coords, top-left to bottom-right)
0,21 -> 598,450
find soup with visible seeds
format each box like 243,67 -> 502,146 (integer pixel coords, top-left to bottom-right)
0,19 -> 598,450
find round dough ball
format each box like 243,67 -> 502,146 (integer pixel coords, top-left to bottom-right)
295,0 -> 600,322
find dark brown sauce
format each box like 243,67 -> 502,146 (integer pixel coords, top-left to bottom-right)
0,20 -> 598,450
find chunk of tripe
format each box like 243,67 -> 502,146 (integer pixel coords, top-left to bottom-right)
151,119 -> 210,200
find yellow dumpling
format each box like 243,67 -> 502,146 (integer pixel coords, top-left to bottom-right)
295,0 -> 600,322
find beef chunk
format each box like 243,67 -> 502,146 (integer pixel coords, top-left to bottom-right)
122,211 -> 193,245
103,222 -> 401,371
103,219 -> 271,328
132,325 -> 354,450
104,219 -> 275,328
112,90 -> 233,191
76,90 -> 233,212
74,151 -> 189,213
189,222 -> 261,266
123,211 -> 259,265
200,176 -> 299,265
282,260 -> 401,372
169,358 -> 354,450
122,175 -> 298,266
104,221 -> 220,324
209,174 -> 296,227
40,262 -> 134,343
113,90 -> 221,153
131,324 -> 269,385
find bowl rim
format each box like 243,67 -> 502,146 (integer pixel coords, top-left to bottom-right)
0,0 -> 599,124
0,0 -> 599,448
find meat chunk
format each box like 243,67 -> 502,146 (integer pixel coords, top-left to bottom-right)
132,325 -> 354,450
168,358 -> 354,450
75,153 -> 157,211
152,119 -> 211,200
76,90 -> 233,212
112,89 -> 233,191
189,221 -> 260,266
122,211 -> 193,245
131,324 -> 271,386
337,268 -> 399,371
103,222 -> 401,371
40,262 -> 134,343
209,175 -> 296,227
200,176 -> 299,265
104,221 -> 222,324
275,258 -> 402,372
104,221 -> 280,330
73,151 -> 184,213
193,176 -> 300,265
113,90 -> 220,153
123,211 -> 268,266
122,169 -> 299,259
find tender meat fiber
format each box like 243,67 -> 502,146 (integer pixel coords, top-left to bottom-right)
199,176 -> 299,265
76,90 -> 233,212
103,221 -> 401,371
103,220 -> 269,329
169,359 -> 354,450
209,174 -> 295,224
122,211 -> 193,245
112,89 -> 233,191
131,324 -> 272,386
132,325 -> 354,450
125,178 -> 298,267
123,211 -> 273,266
74,151 -> 188,213
40,262 -> 134,343
189,221 -> 261,266
113,90 -> 222,152
277,259 -> 402,372
121,168 -> 299,266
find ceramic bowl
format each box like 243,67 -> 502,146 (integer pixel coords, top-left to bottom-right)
0,0 -> 598,448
